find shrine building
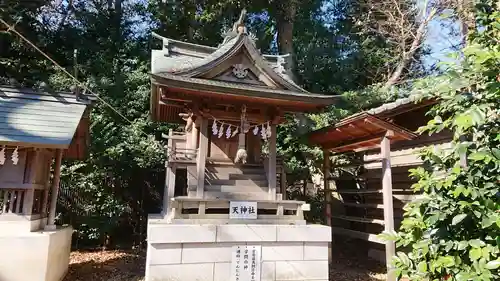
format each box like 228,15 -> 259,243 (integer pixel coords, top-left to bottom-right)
145,10 -> 337,281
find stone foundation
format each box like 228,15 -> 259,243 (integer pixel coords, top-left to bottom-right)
146,219 -> 331,281
0,226 -> 73,281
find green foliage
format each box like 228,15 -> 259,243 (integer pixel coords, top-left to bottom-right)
389,1 -> 500,280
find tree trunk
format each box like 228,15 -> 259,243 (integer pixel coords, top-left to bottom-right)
385,8 -> 437,87
275,0 -> 297,80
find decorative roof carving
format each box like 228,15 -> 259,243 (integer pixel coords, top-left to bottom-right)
232,64 -> 249,79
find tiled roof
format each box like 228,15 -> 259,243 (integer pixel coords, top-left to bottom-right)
0,86 -> 90,148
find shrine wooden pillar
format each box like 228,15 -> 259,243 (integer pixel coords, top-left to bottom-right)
381,130 -> 396,281
197,117 -> 209,197
45,149 -> 63,230
268,124 -> 277,200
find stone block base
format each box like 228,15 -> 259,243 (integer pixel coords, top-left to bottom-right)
146,217 -> 332,281
0,226 -> 73,281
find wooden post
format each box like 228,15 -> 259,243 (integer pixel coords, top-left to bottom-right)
163,163 -> 176,218
268,124 -> 277,200
323,149 -> 333,265
381,131 -> 396,281
196,118 -> 208,197
45,149 -> 63,230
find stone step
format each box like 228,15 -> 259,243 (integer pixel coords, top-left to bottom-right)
204,185 -> 268,193
228,173 -> 267,180
205,179 -> 268,187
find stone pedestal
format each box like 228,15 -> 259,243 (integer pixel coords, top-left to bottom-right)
0,226 -> 73,281
146,217 -> 331,281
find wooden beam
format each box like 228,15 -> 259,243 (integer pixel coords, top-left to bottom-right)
196,118 -> 208,197
326,132 -> 386,152
381,132 -> 396,281
331,227 -> 384,244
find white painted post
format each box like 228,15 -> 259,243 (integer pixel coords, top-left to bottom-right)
197,118 -> 208,197
45,149 -> 63,230
323,149 -> 333,264
268,124 -> 277,200
381,131 -> 396,281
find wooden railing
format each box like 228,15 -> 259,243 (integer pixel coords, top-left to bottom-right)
0,189 -> 26,215
163,129 -> 197,164
162,197 -> 308,224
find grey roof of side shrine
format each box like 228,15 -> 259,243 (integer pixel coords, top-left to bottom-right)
150,31 -> 308,94
0,85 -> 91,148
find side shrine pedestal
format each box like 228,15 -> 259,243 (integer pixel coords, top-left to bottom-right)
145,218 -> 331,281
0,226 -> 73,281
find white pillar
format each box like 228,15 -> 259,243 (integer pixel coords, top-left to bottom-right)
45,149 -> 63,230
268,124 -> 277,200
381,131 -> 396,281
196,118 -> 208,197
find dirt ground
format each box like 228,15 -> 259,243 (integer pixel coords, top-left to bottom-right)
63,241 -> 386,281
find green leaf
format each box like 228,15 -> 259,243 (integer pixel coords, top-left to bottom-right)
492,148 -> 500,159
439,256 -> 456,267
470,248 -> 482,260
417,261 -> 428,272
469,152 -> 488,161
485,260 -> 500,269
481,216 -> 495,228
457,241 -> 469,250
469,239 -> 486,248
452,214 -> 467,225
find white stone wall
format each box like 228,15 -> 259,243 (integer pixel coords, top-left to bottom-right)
0,226 -> 72,281
146,222 -> 331,281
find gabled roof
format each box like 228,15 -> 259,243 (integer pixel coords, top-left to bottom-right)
0,85 -> 91,150
151,31 -> 308,93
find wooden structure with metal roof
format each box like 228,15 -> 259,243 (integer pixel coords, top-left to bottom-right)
308,96 -> 450,281
150,10 -> 337,223
0,85 -> 93,232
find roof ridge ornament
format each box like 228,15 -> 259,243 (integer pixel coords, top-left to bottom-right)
221,9 -> 247,45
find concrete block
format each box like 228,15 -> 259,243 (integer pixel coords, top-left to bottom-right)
148,224 -> 216,244
277,225 -> 331,242
217,225 -> 276,242
275,260 -> 329,280
182,243 -> 236,263
262,242 -> 304,261
148,243 -> 182,265
261,261 -> 276,281
303,242 -> 329,261
213,262 -> 231,281
148,263 -> 214,281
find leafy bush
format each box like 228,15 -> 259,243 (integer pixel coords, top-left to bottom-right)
388,1 -> 500,280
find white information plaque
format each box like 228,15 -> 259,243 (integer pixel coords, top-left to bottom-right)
229,201 -> 258,219
231,245 -> 261,281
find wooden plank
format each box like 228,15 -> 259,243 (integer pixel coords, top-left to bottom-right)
332,215 -> 384,225
343,202 -> 384,209
196,118 -> 208,197
331,227 -> 384,244
381,131 -> 396,281
268,124 -> 277,200
337,189 -> 382,194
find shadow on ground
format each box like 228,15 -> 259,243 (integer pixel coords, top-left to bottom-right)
330,237 -> 387,281
63,250 -> 146,281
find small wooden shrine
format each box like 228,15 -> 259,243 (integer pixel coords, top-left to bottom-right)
146,10 -> 336,281
0,84 -> 93,281
150,10 -> 336,222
